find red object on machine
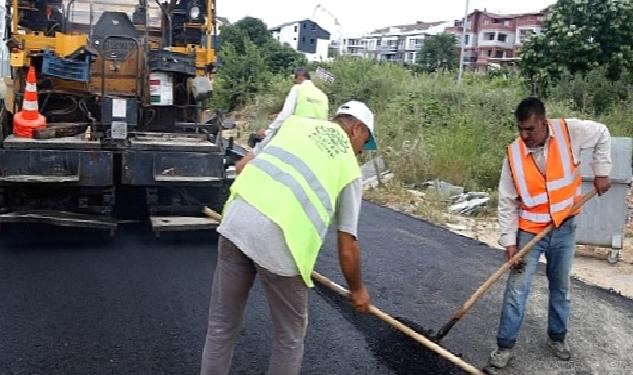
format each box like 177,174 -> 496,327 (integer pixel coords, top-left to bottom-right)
13,66 -> 46,138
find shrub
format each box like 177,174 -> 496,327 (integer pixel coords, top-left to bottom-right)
239,59 -> 631,191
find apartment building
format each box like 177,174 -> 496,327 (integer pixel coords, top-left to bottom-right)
270,20 -> 331,62
341,21 -> 451,64
445,9 -> 547,70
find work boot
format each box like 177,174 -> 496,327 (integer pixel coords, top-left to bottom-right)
547,338 -> 571,361
488,347 -> 513,368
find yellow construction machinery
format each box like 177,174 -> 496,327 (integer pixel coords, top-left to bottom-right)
0,0 -> 243,235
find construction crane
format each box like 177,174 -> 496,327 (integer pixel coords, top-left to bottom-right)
310,4 -> 343,56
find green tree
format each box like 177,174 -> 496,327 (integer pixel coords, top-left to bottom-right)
263,40 -> 308,75
219,17 -> 271,53
415,33 -> 458,73
520,0 -> 633,93
212,40 -> 272,111
218,17 -> 306,75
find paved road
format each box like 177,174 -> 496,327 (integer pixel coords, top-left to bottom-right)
1,202 -> 632,375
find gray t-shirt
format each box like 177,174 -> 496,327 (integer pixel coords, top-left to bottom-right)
217,178 -> 362,277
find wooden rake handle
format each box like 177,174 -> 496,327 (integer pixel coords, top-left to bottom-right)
435,189 -> 597,341
311,271 -> 485,375
203,207 -> 483,373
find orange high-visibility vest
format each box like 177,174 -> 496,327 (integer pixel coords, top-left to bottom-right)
507,119 -> 582,234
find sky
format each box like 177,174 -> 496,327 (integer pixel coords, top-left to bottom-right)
218,0 -> 558,37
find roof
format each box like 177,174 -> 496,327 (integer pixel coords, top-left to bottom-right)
366,21 -> 445,36
269,19 -> 329,31
270,20 -> 300,31
460,8 -> 548,21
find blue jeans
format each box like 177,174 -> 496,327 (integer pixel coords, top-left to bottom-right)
496,217 -> 576,349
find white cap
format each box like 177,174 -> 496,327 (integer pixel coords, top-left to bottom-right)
334,100 -> 377,150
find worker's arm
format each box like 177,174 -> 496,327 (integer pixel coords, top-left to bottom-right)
236,118 -> 280,174
567,119 -> 612,195
498,157 -> 522,268
335,178 -> 370,312
235,151 -> 254,174
256,86 -> 298,139
337,231 -> 370,312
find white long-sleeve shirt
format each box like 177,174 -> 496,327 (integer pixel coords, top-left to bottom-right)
264,84 -> 300,137
252,85 -> 299,154
498,119 -> 612,247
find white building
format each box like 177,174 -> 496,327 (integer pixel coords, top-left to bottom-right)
270,19 -> 331,62
341,21 -> 453,64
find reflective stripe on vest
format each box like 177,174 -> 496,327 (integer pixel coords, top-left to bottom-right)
294,81 -> 328,120
261,145 -> 334,218
227,116 -> 360,286
547,120 -> 575,190
509,141 -> 548,207
519,211 -> 551,223
249,157 -> 328,237
508,119 -> 581,233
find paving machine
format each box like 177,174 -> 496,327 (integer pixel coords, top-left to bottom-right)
0,0 -> 243,235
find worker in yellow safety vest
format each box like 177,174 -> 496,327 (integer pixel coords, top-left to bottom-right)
200,101 -> 377,375
488,97 -> 612,371
255,67 -> 329,140
243,68 -> 330,168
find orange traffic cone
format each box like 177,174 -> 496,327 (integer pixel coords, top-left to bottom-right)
13,66 -> 46,138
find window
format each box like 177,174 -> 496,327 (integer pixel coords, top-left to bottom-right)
495,50 -> 504,58
487,49 -> 492,57
294,25 -> 297,32
303,23 -> 306,29
464,35 -> 470,45
302,37 -> 305,43
497,34 -> 507,42
310,38 -> 314,44
312,24 -> 316,30
485,32 -> 495,41
519,29 -> 534,42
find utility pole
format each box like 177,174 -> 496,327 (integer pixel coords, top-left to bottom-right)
457,0 -> 469,84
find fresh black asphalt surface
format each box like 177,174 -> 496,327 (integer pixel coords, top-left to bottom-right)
1,202 -> 632,374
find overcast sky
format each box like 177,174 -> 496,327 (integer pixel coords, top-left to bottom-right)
218,0 -> 557,37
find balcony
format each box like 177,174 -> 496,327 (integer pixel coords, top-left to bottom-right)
344,40 -> 365,48
479,31 -> 515,47
347,52 -> 365,58
379,45 -> 399,53
345,47 -> 366,55
480,23 -> 515,33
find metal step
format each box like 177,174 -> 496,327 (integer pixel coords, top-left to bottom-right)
150,216 -> 219,236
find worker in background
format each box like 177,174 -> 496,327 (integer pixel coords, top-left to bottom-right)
240,67 -> 329,172
200,101 -> 377,375
488,97 -> 612,370
255,67 -> 329,140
